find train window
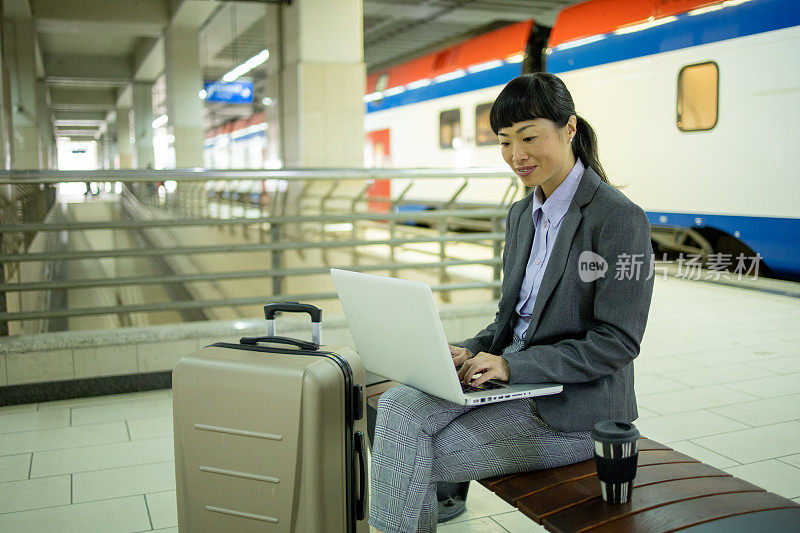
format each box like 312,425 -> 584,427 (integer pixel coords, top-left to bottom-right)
439,109 -> 461,149
475,103 -> 498,146
677,62 -> 718,131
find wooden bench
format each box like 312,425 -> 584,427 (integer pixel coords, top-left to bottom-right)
366,381 -> 800,532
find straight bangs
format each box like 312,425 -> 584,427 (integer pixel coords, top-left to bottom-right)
489,75 -> 565,134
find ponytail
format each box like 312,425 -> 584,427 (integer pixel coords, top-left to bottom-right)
573,115 -> 611,185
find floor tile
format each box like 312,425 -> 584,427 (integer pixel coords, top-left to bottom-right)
692,421 -> 800,464
438,516 -> 509,532
677,344 -> 791,367
73,461 -> 175,503
31,437 -> 174,478
635,406 -> 660,420
146,490 -> 177,530
667,441 -> 740,469
70,397 -> 173,426
0,422 -> 128,455
724,459 -> 800,499
751,356 -> 800,375
779,454 -> 800,469
37,390 -> 169,411
634,410 -> 749,443
668,363 -> 776,387
0,409 -> 70,434
764,329 -> 800,343
0,475 -> 70,514
634,356 -> 701,376
709,393 -> 800,427
0,453 -> 31,482
152,529 -> 178,533
637,386 -> 759,415
726,373 -> 800,399
0,403 -> 37,415
128,415 -> 173,440
0,495 -> 150,533
445,481 -> 515,524
491,510 -> 547,532
634,374 -> 690,395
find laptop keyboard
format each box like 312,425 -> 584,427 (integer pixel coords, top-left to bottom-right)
462,380 -> 506,393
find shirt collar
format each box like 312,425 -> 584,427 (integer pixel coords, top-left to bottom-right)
532,158 -> 585,225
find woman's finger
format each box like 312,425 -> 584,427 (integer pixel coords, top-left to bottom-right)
470,367 -> 499,387
461,358 -> 491,384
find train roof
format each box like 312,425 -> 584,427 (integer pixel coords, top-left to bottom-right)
365,20 -> 533,95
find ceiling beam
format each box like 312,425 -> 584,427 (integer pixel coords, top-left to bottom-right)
52,110 -> 108,121
49,87 -> 117,110
30,0 -> 169,36
44,55 -> 133,83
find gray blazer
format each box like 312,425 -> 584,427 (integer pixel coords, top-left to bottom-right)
460,166 -> 654,433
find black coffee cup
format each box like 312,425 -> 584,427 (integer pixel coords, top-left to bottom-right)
591,420 -> 640,504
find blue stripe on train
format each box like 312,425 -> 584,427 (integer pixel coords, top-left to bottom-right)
646,211 -> 800,280
548,0 -> 800,73
366,61 -> 521,114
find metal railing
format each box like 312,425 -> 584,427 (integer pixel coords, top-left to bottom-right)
0,168 -> 518,334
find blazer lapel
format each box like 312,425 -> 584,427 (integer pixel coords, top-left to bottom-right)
497,199 -> 534,339
523,167 -> 602,344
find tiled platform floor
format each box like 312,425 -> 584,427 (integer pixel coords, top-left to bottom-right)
1,276 -> 799,532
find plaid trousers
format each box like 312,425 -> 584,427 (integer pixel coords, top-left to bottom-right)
368,334 -> 594,533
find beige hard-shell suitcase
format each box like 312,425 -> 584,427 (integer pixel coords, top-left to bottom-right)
173,303 -> 369,532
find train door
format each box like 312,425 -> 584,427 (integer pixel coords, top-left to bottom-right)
366,129 -> 391,212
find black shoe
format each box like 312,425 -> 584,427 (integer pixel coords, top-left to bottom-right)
437,496 -> 467,522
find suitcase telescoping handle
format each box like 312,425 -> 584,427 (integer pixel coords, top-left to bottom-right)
264,302 -> 322,345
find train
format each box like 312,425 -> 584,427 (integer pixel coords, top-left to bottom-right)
204,0 -> 800,281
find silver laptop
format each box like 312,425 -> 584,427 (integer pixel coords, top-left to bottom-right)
330,268 -> 563,406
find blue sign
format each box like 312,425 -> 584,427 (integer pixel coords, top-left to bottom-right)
204,80 -> 254,103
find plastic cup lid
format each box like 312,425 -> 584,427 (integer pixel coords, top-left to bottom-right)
591,420 -> 640,443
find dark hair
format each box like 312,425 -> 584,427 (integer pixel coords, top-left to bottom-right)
490,73 -> 610,185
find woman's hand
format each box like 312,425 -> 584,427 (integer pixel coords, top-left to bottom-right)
449,345 -> 473,368
458,352 -> 510,387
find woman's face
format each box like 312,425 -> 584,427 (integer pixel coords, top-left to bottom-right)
498,117 -> 576,197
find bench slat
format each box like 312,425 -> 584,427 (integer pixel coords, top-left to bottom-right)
487,449 -> 700,505
478,437 -> 671,487
515,461 -> 731,523
542,476 -> 766,532
584,492 -> 800,533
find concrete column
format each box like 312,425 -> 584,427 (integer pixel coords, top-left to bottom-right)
278,0 -> 365,168
35,80 -> 54,169
0,7 -> 12,170
164,24 -> 203,168
4,18 -> 41,168
132,82 -> 155,169
116,107 -> 134,168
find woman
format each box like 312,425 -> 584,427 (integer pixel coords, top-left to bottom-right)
369,72 -> 655,533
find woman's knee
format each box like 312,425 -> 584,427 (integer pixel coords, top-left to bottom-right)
376,384 -> 429,413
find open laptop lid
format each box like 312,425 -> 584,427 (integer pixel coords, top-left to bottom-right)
330,268 -> 466,404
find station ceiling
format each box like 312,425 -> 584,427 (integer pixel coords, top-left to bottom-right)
11,0 -> 580,140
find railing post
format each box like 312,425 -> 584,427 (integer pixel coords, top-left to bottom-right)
351,181 -> 372,266
271,221 -> 282,296
0,230 -> 8,336
390,181 -> 413,279
319,180 -> 340,266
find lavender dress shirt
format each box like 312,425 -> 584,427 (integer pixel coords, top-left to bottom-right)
513,158 -> 585,340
